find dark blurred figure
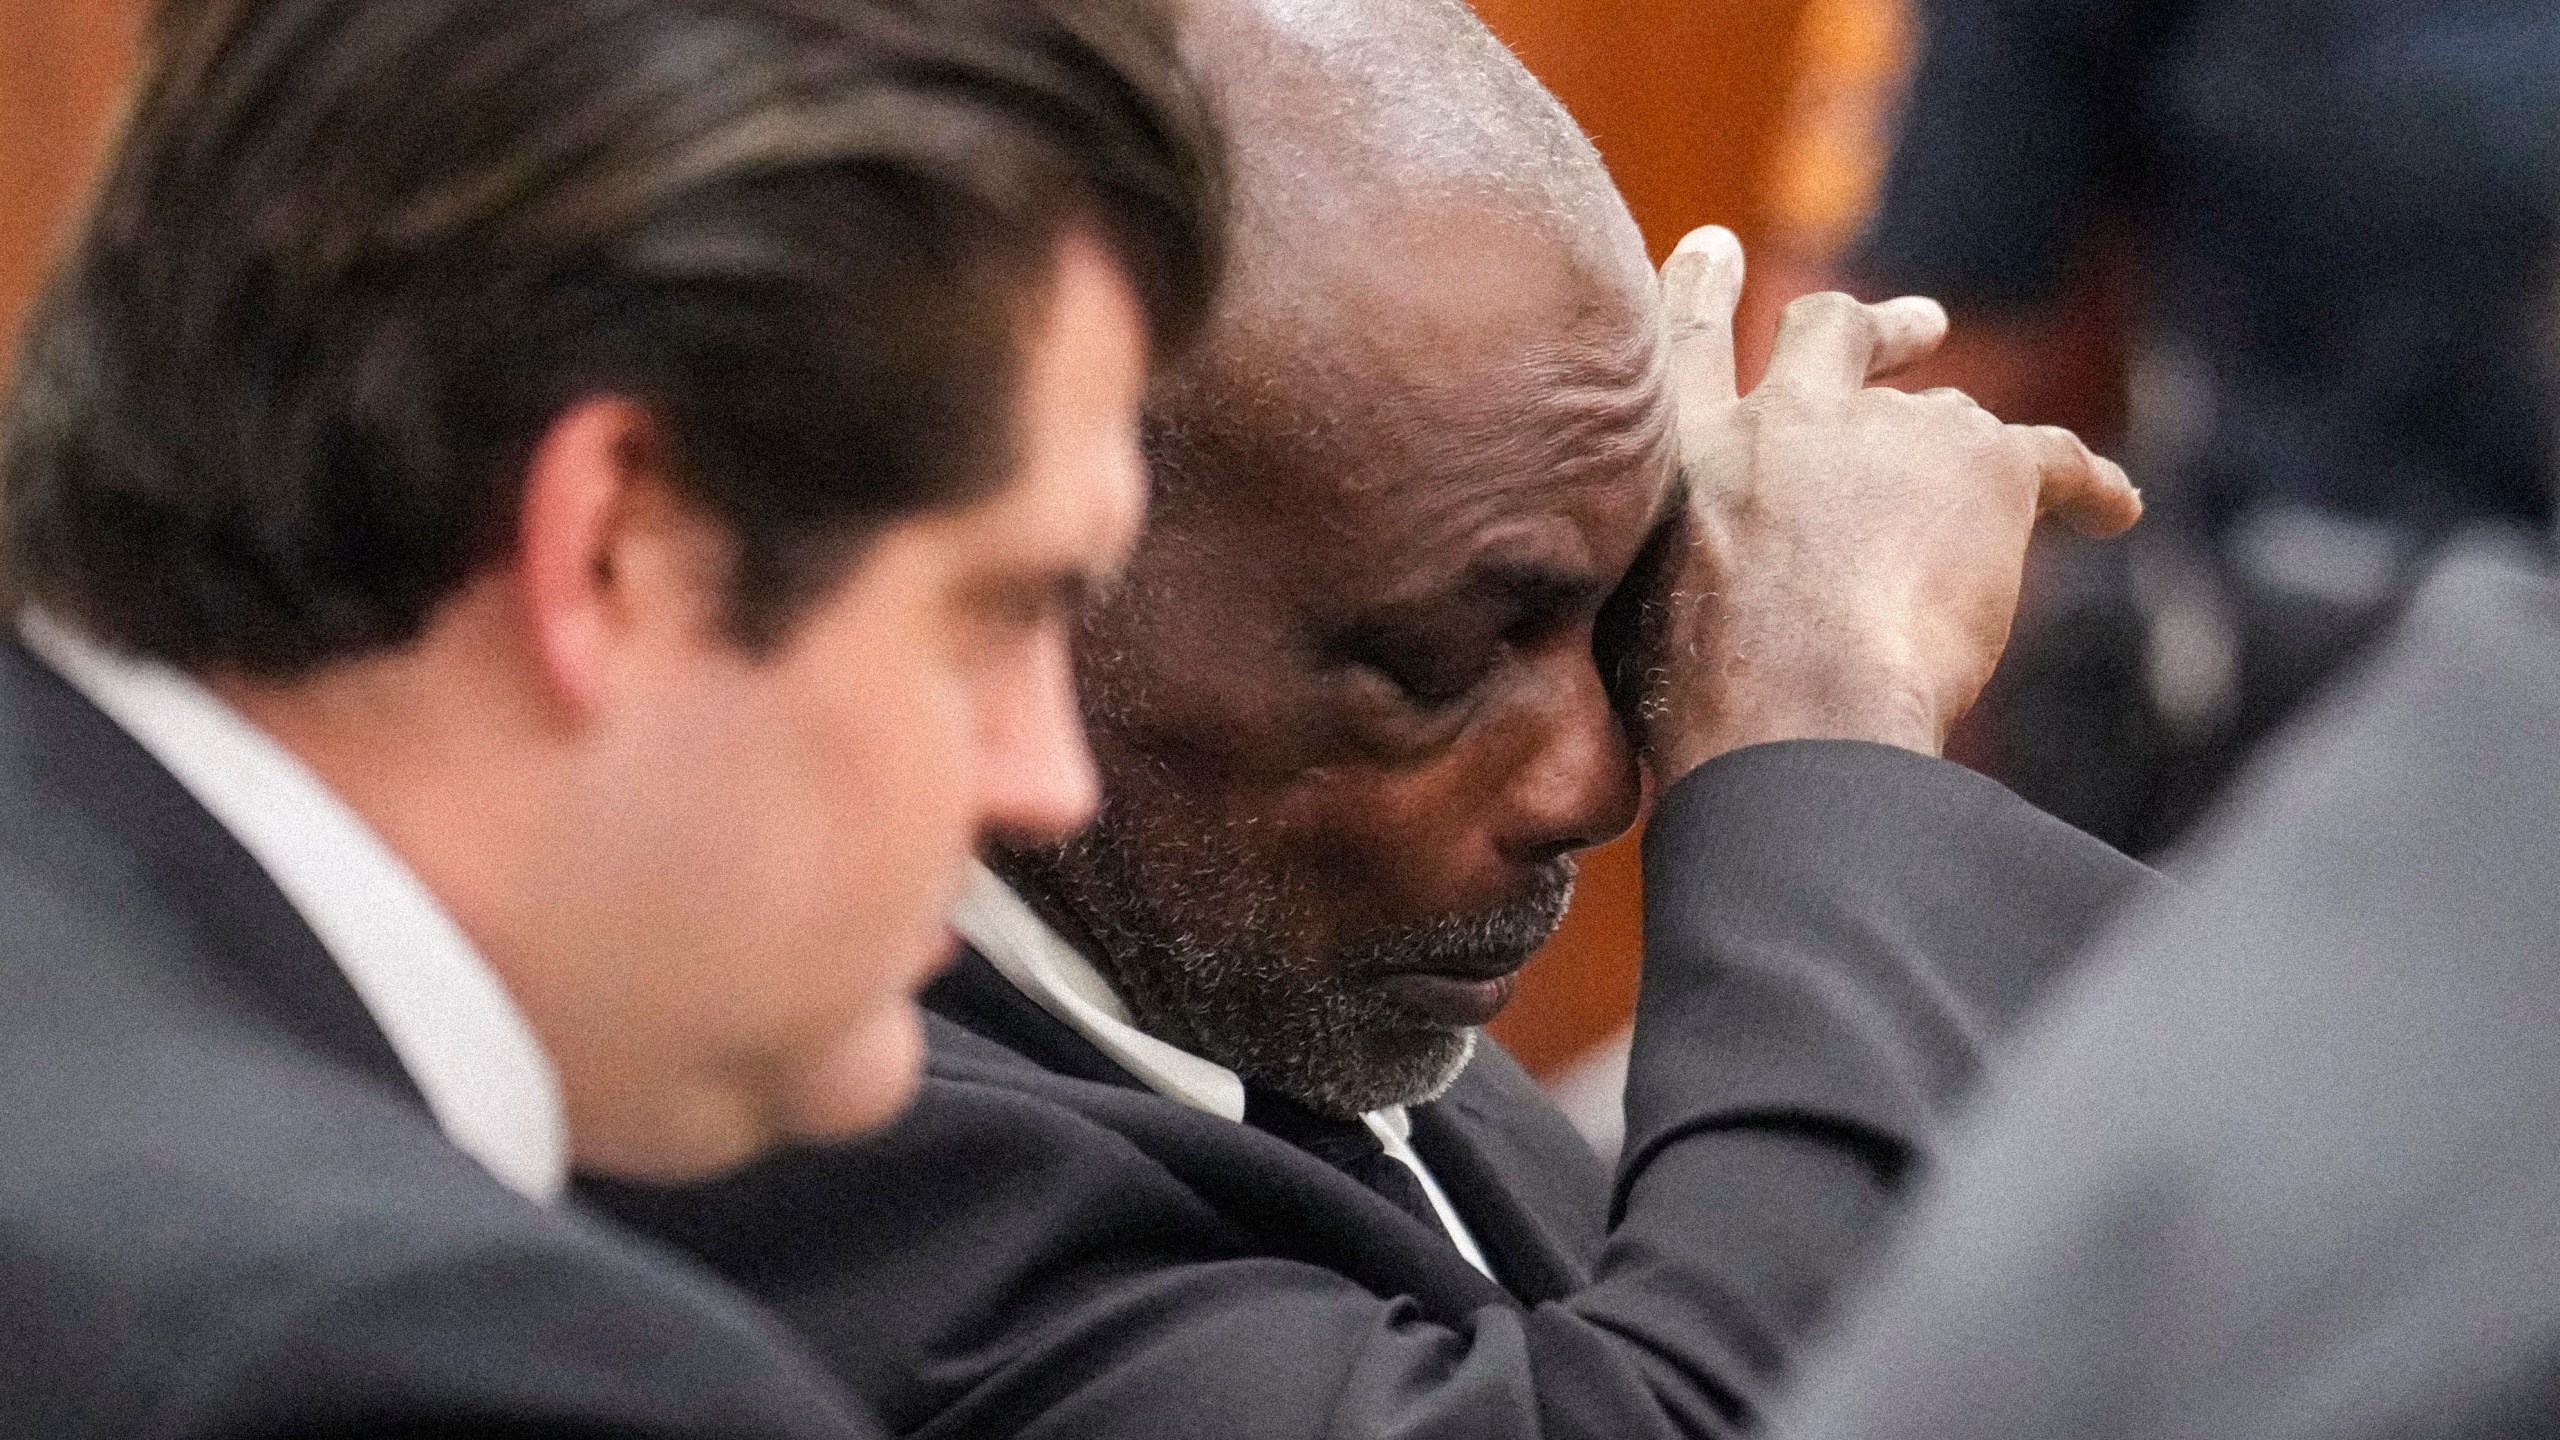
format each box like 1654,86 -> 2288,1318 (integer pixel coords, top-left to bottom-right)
0,0 -> 1220,1435
1855,0 -> 2560,853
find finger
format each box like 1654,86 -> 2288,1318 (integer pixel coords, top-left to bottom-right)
1660,225 -> 1745,407
2019,425 -> 2144,537
1864,296 -> 1949,380
1761,290 -> 1884,394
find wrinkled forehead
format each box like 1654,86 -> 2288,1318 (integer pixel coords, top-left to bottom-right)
1147,0 -> 1677,593
1154,200 -> 1675,593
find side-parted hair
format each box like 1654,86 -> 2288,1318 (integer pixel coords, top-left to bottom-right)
2,0 -> 1225,673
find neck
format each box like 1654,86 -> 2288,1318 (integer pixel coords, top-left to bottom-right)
207,622 -> 609,1106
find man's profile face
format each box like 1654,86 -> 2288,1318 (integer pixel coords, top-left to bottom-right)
580,232 -> 1150,1174
1008,210 -> 1676,1117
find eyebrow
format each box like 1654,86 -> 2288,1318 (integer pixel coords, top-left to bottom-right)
1335,556 -> 1605,650
1467,557 -> 1607,618
1353,468 -> 1689,623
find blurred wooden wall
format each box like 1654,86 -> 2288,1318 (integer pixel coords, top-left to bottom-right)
0,0 -> 142,384
0,0 -> 1822,1083
1474,0 -> 1814,265
1474,0 -> 1818,1078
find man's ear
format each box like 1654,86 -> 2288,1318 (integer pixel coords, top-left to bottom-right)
513,396 -> 700,718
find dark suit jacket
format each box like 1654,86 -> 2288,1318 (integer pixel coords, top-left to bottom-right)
0,642 -> 879,1440
1774,536 -> 2560,1440
592,739 -> 2151,1438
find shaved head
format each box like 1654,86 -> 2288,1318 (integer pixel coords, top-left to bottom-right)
1160,0 -> 1651,457
1002,0 -> 1676,1117
1188,0 -> 1625,233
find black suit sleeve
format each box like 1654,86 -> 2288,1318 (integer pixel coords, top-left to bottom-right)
1582,739 -> 2156,1423
607,741 -> 2152,1439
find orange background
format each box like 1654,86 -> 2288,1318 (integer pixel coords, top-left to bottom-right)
0,0 -> 142,383
0,0 -> 1838,1080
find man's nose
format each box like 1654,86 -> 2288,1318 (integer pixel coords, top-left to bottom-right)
977,637 -> 1102,845
1496,655 -> 1643,863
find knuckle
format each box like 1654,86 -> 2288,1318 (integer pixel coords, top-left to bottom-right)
2040,427 -> 2098,466
1784,289 -> 1860,326
1742,376 -> 1821,416
1666,310 -> 1726,345
1990,426 -> 2051,471
1917,385 -> 1997,424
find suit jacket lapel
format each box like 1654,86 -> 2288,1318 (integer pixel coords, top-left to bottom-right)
0,641 -> 419,1100
932,937 -> 1613,1305
922,947 -> 1156,1095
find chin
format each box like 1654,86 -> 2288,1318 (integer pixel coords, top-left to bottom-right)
564,1000 -> 928,1182
774,997 -> 929,1141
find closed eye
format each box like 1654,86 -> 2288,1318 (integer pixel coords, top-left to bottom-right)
1330,548 -> 1609,717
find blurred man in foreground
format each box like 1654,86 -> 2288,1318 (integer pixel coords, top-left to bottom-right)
0,0 -> 1219,1434
595,3 -> 2150,1435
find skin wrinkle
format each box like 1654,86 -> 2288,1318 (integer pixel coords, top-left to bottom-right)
1000,0 -> 1677,1118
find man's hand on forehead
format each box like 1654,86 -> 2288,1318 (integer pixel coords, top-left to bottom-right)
1629,225 -> 2141,781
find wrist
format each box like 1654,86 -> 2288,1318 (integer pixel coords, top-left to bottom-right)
1649,666 -> 1943,783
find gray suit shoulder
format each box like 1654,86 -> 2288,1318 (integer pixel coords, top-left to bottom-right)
1777,535 -> 2560,1440
0,854 -> 872,1440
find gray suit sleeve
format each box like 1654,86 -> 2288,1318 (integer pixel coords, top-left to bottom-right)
1770,545 -> 2560,1440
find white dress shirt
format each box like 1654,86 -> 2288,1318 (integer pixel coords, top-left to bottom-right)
23,612 -> 568,1203
952,863 -> 1495,1278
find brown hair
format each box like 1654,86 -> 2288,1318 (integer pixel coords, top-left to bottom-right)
3,0 -> 1225,672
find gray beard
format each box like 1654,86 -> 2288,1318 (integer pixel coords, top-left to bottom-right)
1001,798 -> 1575,1119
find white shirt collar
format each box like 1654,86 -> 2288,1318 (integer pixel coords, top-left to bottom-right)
953,863 -> 1246,1121
23,612 -> 568,1203
951,862 -> 1493,1277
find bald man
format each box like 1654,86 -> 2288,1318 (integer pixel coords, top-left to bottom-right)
591,4 -> 2148,1436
